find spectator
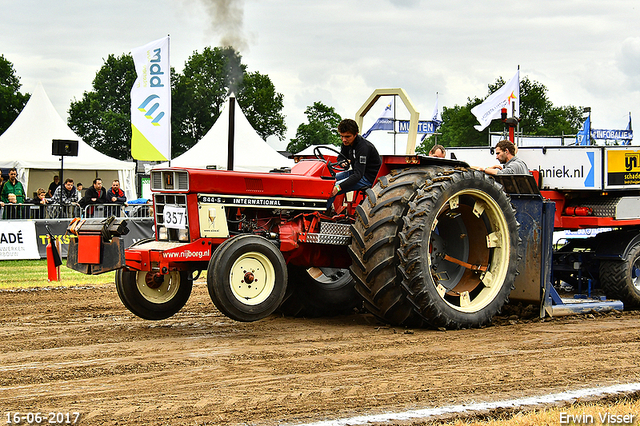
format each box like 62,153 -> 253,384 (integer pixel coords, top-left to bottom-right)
3,193 -> 19,219
51,178 -> 80,205
31,188 -> 50,205
429,144 -> 446,158
51,178 -> 80,218
107,179 -> 126,204
79,177 -> 108,209
76,183 -> 83,196
1,168 -> 26,204
29,188 -> 49,219
47,175 -> 60,197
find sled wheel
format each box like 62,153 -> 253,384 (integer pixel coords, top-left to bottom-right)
348,167 -> 438,326
115,269 -> 192,320
399,169 -> 519,329
207,235 -> 287,322
279,266 -> 361,317
600,242 -> 640,308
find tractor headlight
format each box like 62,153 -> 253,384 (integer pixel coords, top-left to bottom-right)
158,226 -> 168,240
178,228 -> 189,242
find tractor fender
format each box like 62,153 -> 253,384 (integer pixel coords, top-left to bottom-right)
593,228 -> 640,260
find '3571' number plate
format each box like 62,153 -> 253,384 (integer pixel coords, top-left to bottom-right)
163,206 -> 187,229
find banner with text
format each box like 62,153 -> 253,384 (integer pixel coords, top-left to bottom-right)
471,69 -> 520,132
131,36 -> 171,161
590,129 -> 633,140
398,120 -> 438,134
0,221 -> 39,260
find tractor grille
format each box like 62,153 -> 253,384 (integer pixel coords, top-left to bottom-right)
154,193 -> 189,241
151,170 -> 189,191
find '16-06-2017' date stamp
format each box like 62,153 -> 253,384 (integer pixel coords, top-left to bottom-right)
4,412 -> 81,425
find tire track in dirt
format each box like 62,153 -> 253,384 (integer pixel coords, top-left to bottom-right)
1,284 -> 640,425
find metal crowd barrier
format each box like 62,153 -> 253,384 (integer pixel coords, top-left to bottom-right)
83,203 -> 154,218
1,203 -> 81,219
1,203 -> 153,220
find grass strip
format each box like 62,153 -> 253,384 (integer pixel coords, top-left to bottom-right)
0,259 -> 115,289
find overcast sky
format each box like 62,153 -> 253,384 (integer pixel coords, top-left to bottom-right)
3,0 -> 640,151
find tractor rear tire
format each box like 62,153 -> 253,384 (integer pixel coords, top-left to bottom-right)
279,266 -> 360,317
600,242 -> 640,308
115,269 -> 192,320
399,169 -> 520,329
348,167 -> 436,326
207,235 -> 288,322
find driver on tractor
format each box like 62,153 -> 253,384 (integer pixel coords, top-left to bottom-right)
326,119 -> 382,211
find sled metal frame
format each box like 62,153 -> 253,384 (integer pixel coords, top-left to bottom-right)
494,174 -> 625,318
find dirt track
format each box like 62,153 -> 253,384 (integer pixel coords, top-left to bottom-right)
1,282 -> 640,426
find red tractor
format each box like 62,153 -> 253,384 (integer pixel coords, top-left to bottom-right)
68,149 -> 522,329
67,89 -> 528,329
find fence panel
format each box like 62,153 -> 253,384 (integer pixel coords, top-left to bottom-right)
1,203 -> 82,219
1,203 -> 153,220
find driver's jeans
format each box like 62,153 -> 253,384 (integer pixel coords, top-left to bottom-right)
326,170 -> 373,210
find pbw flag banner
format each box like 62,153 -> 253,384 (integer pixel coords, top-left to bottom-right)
362,98 -> 394,138
131,36 -> 171,161
471,70 -> 520,132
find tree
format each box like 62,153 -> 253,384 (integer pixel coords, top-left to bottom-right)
433,98 -> 486,149
172,47 -> 245,156
236,71 -> 286,142
172,46 -> 287,157
429,75 -> 583,149
68,54 -> 137,160
0,55 -> 30,136
69,46 -> 287,160
287,102 -> 342,154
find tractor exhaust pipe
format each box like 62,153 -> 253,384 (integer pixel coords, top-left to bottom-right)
227,96 -> 235,171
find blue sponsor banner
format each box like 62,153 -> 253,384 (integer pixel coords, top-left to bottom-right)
590,129 -> 633,140
398,120 -> 438,134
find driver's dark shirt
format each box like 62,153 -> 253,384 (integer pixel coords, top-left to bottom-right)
339,135 -> 382,188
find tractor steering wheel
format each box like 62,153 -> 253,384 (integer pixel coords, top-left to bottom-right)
313,146 -> 349,177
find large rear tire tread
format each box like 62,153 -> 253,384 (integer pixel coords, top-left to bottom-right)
279,266 -> 361,317
349,167 -> 441,326
399,169 -> 520,329
600,243 -> 640,309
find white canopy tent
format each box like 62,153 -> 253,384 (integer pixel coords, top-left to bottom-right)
163,96 -> 293,172
0,83 -> 136,200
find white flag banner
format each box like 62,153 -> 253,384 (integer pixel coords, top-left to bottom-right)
362,98 -> 394,138
431,93 -> 442,124
131,36 -> 171,161
471,70 -> 519,132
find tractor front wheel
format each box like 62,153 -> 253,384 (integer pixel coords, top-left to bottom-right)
115,269 -> 192,320
207,235 -> 288,322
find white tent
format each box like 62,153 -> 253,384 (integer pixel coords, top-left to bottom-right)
165,96 -> 293,172
0,83 -> 136,200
